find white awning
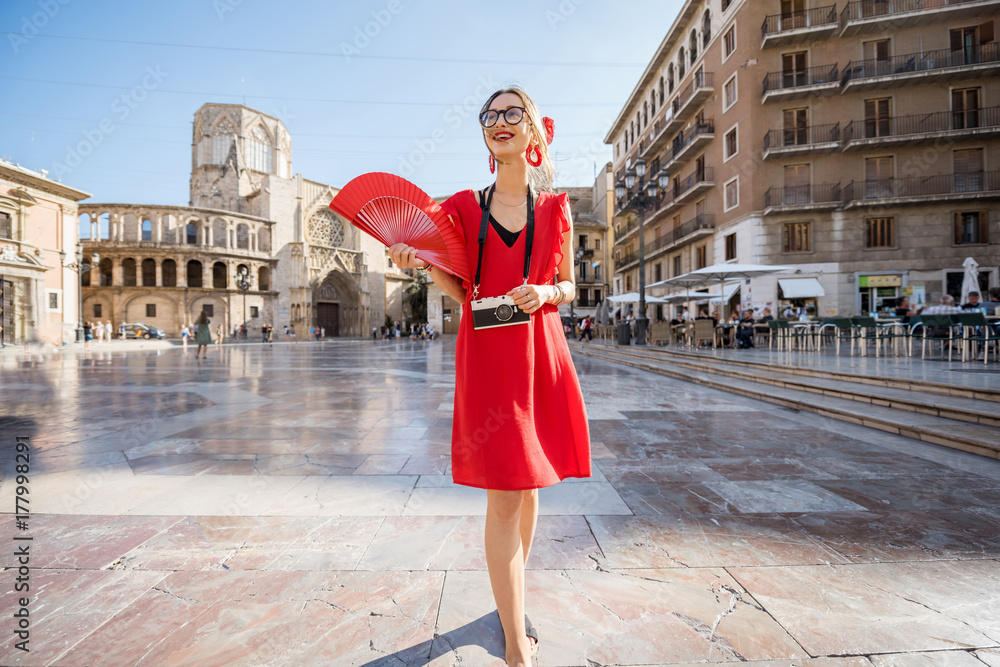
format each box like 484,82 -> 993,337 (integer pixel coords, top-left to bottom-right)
778,278 -> 825,299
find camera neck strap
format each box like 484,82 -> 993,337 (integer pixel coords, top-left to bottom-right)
473,185 -> 534,299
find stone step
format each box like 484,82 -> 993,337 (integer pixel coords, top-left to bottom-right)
574,343 -> 1000,430
571,344 -> 1000,460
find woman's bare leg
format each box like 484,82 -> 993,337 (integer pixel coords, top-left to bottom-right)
519,488 -> 539,565
485,489 -> 532,665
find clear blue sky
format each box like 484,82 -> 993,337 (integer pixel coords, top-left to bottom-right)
1,0 -> 679,204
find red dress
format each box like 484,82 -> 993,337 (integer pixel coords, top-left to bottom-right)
439,189 -> 591,490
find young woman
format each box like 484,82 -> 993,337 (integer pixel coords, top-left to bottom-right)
194,311 -> 211,359
389,87 -> 591,667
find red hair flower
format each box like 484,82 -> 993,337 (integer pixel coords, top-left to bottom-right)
542,116 -> 555,145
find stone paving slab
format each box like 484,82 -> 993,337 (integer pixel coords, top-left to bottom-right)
1,340 -> 1000,665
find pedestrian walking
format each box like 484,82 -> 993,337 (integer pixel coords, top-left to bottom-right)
262,324 -> 269,343
284,325 -> 290,342
216,324 -> 223,347
83,321 -> 92,350
118,322 -> 126,340
320,326 -> 325,340
181,325 -> 190,348
289,325 -> 296,341
578,315 -> 592,342
387,86 -> 589,666
194,311 -> 212,359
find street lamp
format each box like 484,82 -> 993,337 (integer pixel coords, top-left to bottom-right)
236,266 -> 252,339
63,244 -> 99,343
615,161 -> 669,345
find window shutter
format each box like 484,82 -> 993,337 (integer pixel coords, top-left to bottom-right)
980,20 -> 994,44
954,212 -> 962,244
951,29 -> 963,51
980,211 -> 989,243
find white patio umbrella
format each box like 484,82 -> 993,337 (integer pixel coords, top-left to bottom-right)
606,292 -> 671,303
960,256 -> 980,307
676,263 -> 795,319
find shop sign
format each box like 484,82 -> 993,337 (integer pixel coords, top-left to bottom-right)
859,275 -> 901,288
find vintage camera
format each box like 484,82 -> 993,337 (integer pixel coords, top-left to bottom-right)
471,294 -> 530,330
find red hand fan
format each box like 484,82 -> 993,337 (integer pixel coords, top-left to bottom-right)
329,172 -> 471,283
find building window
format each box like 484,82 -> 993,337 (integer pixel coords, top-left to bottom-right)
784,108 -> 808,145
626,274 -> 632,291
187,260 -> 203,288
213,262 -> 228,289
865,156 -> 894,198
953,87 -> 981,129
142,259 -> 156,286
696,245 -> 707,269
725,233 -> 737,261
186,222 -> 198,245
48,292 -> 59,310
146,304 -> 156,318
162,259 -> 177,287
783,222 -> 811,253
250,306 -> 259,318
955,211 -> 988,244
594,238 -> 601,250
0,212 -> 11,240
93,304 -> 102,318
722,0 -> 732,12
954,148 -> 984,192
246,126 -> 272,173
141,219 -> 152,241
122,258 -> 137,287
672,255 -> 682,277
865,99 -> 891,138
724,126 -> 738,161
723,25 -> 736,60
654,263 -> 662,282
723,73 -> 737,110
866,217 -> 895,248
202,304 -> 214,317
725,177 -> 739,211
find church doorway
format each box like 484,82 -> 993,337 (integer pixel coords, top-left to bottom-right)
317,302 -> 339,337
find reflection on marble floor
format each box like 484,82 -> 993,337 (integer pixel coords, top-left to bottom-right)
1,339 -> 999,665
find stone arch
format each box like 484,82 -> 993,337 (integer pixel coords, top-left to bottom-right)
258,227 -> 271,253
122,291 -> 177,330
79,213 -> 92,239
689,28 -> 698,62
212,262 -> 228,289
162,214 -> 177,244
702,9 -> 711,44
186,220 -> 199,245
187,260 -> 203,288
313,269 -> 363,337
141,218 -> 153,241
258,265 -> 270,291
668,63 -> 675,94
98,213 -> 111,240
82,293 -> 113,324
123,213 -> 138,242
236,223 -> 250,249
162,259 -> 177,287
122,258 -> 137,286
190,295 -> 227,329
98,257 -> 113,286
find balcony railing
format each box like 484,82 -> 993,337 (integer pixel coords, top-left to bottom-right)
762,64 -> 839,96
843,106 -> 1000,145
674,71 -> 713,113
841,0 -> 1000,31
764,184 -> 842,210
761,5 -> 837,43
674,167 -> 715,199
617,215 -> 717,267
843,171 -> 1000,204
668,120 -> 715,163
763,122 -> 841,152
614,219 -> 639,243
842,43 -> 1000,84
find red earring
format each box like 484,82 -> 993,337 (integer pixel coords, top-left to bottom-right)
489,154 -> 496,174
526,144 -> 542,167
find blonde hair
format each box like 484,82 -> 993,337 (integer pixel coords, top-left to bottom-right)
480,86 -> 555,192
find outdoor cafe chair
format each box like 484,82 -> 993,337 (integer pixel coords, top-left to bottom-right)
767,320 -> 787,351
910,314 -> 960,361
692,319 -> 716,349
954,312 -> 1000,364
818,318 -> 855,356
850,317 -> 882,357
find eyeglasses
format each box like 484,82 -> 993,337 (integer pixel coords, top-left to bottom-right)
480,106 -> 526,128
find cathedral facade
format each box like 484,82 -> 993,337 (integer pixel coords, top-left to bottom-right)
80,103 -> 406,337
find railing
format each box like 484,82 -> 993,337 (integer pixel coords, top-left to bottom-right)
842,106 -> 1000,143
843,43 -> 1000,83
763,122 -> 841,150
617,215 -> 716,266
843,171 -> 1000,203
670,120 -> 715,160
762,5 -> 837,40
674,167 -> 714,199
673,71 -> 714,114
841,0 -> 994,26
762,64 -> 839,95
614,220 -> 638,243
765,183 -> 842,208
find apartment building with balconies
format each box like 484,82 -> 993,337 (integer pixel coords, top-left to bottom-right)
607,0 -> 1000,319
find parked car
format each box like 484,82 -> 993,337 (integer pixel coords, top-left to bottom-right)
124,322 -> 166,339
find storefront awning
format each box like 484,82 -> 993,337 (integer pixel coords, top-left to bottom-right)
778,278 -> 825,299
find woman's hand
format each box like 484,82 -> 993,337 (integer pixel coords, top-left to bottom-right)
507,284 -> 554,315
388,243 -> 426,270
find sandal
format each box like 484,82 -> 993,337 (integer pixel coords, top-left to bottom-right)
525,614 -> 539,656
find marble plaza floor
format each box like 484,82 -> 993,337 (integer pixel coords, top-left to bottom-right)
1,338 -> 1000,666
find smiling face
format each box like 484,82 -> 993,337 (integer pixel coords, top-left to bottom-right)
483,92 -> 535,164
